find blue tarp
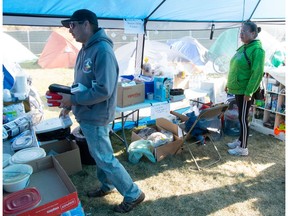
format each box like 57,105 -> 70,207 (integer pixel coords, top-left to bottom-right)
112,107 -> 190,132
3,0 -> 285,30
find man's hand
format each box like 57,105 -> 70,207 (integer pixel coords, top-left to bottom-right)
59,93 -> 72,109
59,108 -> 71,117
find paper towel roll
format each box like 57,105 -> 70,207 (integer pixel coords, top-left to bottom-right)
15,75 -> 27,94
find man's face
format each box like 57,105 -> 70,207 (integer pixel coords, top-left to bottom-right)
68,20 -> 87,43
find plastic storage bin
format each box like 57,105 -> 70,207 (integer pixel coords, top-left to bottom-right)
223,108 -> 240,136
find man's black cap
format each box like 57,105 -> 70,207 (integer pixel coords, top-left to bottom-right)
61,9 -> 98,28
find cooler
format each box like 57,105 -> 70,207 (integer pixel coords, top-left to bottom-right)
34,117 -> 72,142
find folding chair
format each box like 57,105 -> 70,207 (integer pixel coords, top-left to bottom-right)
171,104 -> 228,170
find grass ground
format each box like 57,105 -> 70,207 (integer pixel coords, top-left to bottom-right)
25,68 -> 285,216
70,130 -> 285,216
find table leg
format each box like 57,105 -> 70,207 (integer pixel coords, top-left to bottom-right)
121,112 -> 128,150
111,109 -> 140,151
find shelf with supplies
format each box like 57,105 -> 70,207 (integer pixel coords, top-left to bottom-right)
250,67 -> 286,141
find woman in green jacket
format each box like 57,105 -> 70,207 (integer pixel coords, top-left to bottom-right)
226,21 -> 265,156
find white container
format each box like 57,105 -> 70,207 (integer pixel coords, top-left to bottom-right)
10,147 -> 46,164
3,164 -> 33,193
3,153 -> 11,168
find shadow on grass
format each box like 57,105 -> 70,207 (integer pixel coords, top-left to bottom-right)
70,129 -> 285,216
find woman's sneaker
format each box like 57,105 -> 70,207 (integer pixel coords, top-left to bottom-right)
227,139 -> 241,149
228,146 -> 248,156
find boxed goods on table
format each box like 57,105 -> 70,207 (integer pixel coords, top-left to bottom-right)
153,76 -> 173,102
117,82 -> 145,107
145,81 -> 154,99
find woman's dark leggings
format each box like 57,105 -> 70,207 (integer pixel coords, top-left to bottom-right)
235,95 -> 252,149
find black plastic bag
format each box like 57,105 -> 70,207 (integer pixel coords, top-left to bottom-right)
253,87 -> 264,100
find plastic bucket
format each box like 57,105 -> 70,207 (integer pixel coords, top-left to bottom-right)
3,164 -> 33,192
72,126 -> 96,165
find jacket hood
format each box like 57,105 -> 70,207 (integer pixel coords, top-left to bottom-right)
84,28 -> 113,49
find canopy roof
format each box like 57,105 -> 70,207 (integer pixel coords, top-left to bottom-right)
3,0 -> 285,30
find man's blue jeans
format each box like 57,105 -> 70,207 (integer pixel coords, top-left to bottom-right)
79,122 -> 142,202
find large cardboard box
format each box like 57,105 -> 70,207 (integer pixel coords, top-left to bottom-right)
8,156 -> 79,216
40,139 -> 82,175
117,82 -> 145,107
131,118 -> 183,162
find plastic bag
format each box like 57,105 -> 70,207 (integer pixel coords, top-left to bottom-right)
128,140 -> 156,164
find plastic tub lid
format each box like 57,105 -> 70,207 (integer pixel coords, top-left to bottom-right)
34,117 -> 72,134
11,147 -> 46,164
12,135 -> 33,150
3,164 -> 33,184
3,153 -> 11,168
3,187 -> 41,215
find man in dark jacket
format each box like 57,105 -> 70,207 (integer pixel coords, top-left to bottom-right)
59,9 -> 145,213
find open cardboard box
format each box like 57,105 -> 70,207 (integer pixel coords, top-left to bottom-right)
4,156 -> 80,216
131,118 -> 183,162
40,139 -> 82,175
15,156 -> 79,216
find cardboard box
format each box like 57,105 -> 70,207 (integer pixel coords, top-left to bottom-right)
131,118 -> 183,161
117,82 -> 145,107
15,156 -> 79,216
154,76 -> 173,101
40,139 -> 82,175
173,74 -> 189,89
4,97 -> 31,113
156,117 -> 183,137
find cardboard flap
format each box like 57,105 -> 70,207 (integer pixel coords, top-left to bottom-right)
156,118 -> 182,137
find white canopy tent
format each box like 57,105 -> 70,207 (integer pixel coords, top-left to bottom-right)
2,0 -> 286,112
3,0 -> 285,74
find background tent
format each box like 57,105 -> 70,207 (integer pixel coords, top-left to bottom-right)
4,0 -> 285,74
38,30 -> 81,69
207,27 -> 286,73
167,36 -> 208,66
115,40 -> 191,75
2,32 -> 38,63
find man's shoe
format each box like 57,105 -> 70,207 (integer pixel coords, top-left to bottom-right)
228,146 -> 248,156
113,192 -> 145,213
87,188 -> 111,198
227,139 -> 241,149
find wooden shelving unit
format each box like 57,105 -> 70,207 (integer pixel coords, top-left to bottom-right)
250,69 -> 286,141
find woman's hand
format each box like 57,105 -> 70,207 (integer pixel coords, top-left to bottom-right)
244,95 -> 252,101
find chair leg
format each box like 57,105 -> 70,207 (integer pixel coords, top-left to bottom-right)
201,134 -> 222,168
186,145 -> 201,171
184,134 -> 222,170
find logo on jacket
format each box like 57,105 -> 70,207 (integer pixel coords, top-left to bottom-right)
83,58 -> 92,73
